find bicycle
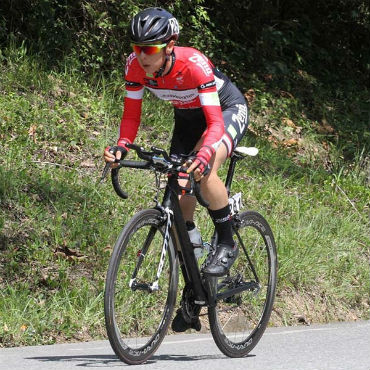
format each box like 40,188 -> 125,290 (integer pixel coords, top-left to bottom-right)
102,143 -> 277,365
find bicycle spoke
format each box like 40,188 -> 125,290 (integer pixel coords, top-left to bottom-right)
104,209 -> 178,365
131,226 -> 157,281
208,211 -> 277,357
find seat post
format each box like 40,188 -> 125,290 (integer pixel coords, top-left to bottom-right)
225,153 -> 242,195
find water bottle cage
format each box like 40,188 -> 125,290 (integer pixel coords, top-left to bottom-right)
193,242 -> 210,259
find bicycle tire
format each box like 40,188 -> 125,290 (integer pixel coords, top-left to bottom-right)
208,210 -> 277,357
104,208 -> 178,364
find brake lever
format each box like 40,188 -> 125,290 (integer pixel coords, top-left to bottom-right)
99,162 -> 111,183
100,147 -> 119,183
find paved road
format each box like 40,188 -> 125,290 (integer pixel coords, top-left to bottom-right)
1,321 -> 369,370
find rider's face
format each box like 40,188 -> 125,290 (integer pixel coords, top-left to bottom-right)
135,40 -> 175,75
136,49 -> 166,75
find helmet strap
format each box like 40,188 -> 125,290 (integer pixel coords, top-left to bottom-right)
155,49 -> 176,78
154,53 -> 169,78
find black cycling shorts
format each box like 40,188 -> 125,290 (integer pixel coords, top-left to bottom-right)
170,95 -> 249,157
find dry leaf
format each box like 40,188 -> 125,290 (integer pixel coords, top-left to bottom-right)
283,138 -> 299,147
280,90 -> 294,99
28,124 -> 37,143
80,160 -> 95,168
103,245 -> 112,253
322,141 -> 329,150
282,118 -> 297,129
28,124 -> 37,136
54,245 -> 86,262
263,74 -> 273,81
316,119 -> 335,134
244,89 -> 256,105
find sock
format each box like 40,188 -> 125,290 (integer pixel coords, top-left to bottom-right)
208,205 -> 234,246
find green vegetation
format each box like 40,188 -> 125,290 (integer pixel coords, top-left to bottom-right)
0,0 -> 369,347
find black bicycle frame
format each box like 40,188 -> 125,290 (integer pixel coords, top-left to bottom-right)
160,154 -> 244,306
225,152 -> 243,194
161,175 -> 209,305
118,151 -> 247,305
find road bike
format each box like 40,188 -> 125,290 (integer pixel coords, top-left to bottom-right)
102,143 -> 277,364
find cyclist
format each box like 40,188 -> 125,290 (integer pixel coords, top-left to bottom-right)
103,7 -> 249,331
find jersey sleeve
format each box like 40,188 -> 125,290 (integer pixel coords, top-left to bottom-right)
118,53 -> 144,145
190,52 -> 225,151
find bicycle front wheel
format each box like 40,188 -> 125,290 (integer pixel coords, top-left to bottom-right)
208,210 -> 277,357
104,209 -> 178,365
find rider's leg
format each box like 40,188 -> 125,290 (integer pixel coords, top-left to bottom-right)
172,143 -> 236,332
179,142 -> 234,247
200,143 -> 235,247
182,142 -> 238,277
179,142 -> 228,220
179,191 -> 197,223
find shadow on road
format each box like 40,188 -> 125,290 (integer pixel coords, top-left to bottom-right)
27,352 -> 254,367
27,354 -> 121,367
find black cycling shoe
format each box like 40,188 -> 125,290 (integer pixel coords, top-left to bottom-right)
202,243 -> 238,277
171,308 -> 201,332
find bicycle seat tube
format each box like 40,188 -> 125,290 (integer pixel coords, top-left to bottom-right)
163,176 -> 208,305
225,152 -> 243,194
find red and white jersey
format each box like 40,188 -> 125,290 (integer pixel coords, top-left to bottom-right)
120,46 -> 231,151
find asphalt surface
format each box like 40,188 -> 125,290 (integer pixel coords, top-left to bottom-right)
1,321 -> 369,369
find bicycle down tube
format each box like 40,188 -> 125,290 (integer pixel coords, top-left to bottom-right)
162,175 -> 209,305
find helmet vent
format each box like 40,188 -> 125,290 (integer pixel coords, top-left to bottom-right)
129,7 -> 179,43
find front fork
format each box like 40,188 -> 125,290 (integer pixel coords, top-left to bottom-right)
129,207 -> 173,293
151,207 -> 174,291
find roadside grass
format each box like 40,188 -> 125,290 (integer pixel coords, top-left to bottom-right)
0,47 -> 369,346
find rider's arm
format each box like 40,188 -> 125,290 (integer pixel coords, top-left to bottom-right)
197,81 -> 224,151
118,53 -> 144,148
190,53 -> 225,169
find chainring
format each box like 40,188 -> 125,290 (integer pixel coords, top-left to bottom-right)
180,283 -> 202,323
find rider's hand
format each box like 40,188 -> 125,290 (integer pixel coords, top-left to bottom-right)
186,145 -> 214,181
103,145 -> 128,168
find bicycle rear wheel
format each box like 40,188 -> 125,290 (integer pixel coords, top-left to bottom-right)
208,210 -> 277,357
104,209 -> 178,364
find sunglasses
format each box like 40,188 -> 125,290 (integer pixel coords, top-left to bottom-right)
131,43 -> 167,56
